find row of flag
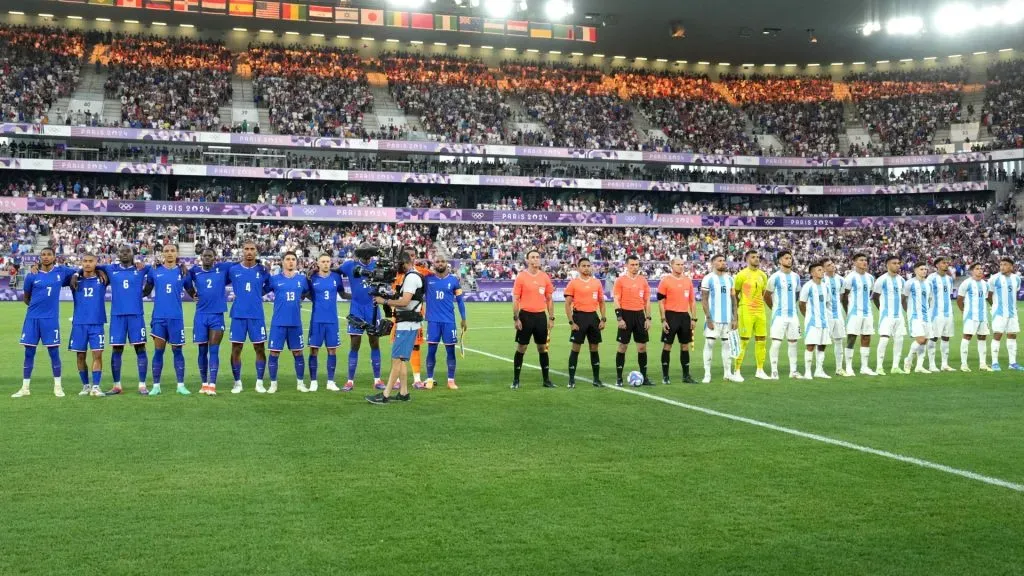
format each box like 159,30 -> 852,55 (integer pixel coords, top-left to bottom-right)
73,0 -> 598,41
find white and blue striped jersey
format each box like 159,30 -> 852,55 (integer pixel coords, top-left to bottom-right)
824,274 -> 843,321
905,278 -> 932,323
843,271 -> 875,318
988,273 -> 1020,319
960,278 -> 989,322
799,280 -> 830,330
873,274 -> 906,320
926,272 -> 954,322
700,272 -> 734,325
767,271 -> 801,319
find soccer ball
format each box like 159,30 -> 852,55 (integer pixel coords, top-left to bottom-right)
627,371 -> 645,387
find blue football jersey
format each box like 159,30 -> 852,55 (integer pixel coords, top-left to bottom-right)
100,263 -> 150,317
425,274 -> 463,324
71,275 -> 107,325
229,263 -> 270,319
25,265 -> 75,320
309,271 -> 343,324
148,264 -> 192,320
189,264 -> 230,314
269,273 -> 309,327
339,259 -> 375,306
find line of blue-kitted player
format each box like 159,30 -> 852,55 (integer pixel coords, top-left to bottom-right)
12,239 -> 468,398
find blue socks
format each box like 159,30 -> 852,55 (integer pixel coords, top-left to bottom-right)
326,354 -> 337,382
309,355 -> 318,381
446,345 -> 457,380
427,343 -> 438,380
23,346 -> 36,380
268,355 -> 279,381
198,344 -> 209,383
79,369 -> 89,386
294,355 -> 305,381
136,349 -> 148,384
209,344 -> 220,385
48,347 -> 61,378
370,348 -> 381,379
92,370 -> 101,386
256,359 -> 266,380
111,349 -> 123,383
348,349 -> 358,380
172,347 -> 185,385
231,360 -> 241,382
152,347 -> 165,384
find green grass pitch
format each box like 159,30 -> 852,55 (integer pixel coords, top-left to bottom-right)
2,301 -> 1024,575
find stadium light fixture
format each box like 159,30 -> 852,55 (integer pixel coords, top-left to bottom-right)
485,0 -> 514,18
337,35 -> 350,39
8,10 -> 24,15
311,33 -> 325,37
151,21 -> 166,25
806,63 -> 820,67
545,0 -> 571,21
285,31 -> 299,35
1000,47 -> 1014,52
527,48 -> 539,53
38,13 -> 55,18
656,58 -> 667,62
572,52 -> 584,56
434,41 -> 447,46
410,40 -> 424,44
550,50 -> 561,54
830,62 -> 843,66
458,43 -> 471,47
362,37 -> 375,41
923,56 -> 937,60
503,47 -> 517,51
973,50 -> 988,55
900,58 -> 913,62
481,45 -> 494,49
676,60 -> 687,64
885,15 -> 924,35
949,54 -> 962,58
697,61 -> 710,65
635,56 -> 647,61
233,27 -> 248,31
592,53 -> 604,58
180,23 -> 194,28
124,19 -> 139,23
931,1 -> 1023,35
67,15 -> 83,20
861,21 -> 882,36
613,55 -> 626,59
763,63 -> 776,67
784,63 -> 797,67
386,38 -> 400,43
96,17 -> 111,22
852,61 -> 865,65
718,62 -> 730,66
876,59 -> 889,64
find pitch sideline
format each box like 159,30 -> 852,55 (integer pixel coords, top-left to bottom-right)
465,346 -> 1024,494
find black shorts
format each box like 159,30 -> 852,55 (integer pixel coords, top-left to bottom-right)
515,311 -> 549,346
616,310 -> 649,344
570,311 -> 602,345
661,311 -> 694,345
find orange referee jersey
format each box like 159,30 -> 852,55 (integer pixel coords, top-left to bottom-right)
613,273 -> 650,311
564,276 -> 604,313
657,274 -> 696,313
513,270 -> 554,313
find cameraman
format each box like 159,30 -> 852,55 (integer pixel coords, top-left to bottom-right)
366,251 -> 423,405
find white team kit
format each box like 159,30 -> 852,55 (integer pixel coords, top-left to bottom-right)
905,277 -> 932,338
824,274 -> 846,340
927,272 -> 955,338
799,280 -> 831,346
701,273 -> 735,341
873,274 -> 907,337
990,273 -> 1021,335
767,270 -> 801,340
844,271 -> 875,336
960,277 -> 991,336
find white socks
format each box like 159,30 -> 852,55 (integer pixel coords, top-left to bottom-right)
703,338 -> 714,376
770,340 -> 782,373
941,339 -> 950,366
804,350 -> 814,378
927,340 -> 937,369
877,336 -> 889,370
833,340 -> 844,371
1008,339 -> 1018,364
788,342 -> 798,374
978,340 -> 987,367
845,347 -> 854,373
892,335 -> 904,370
721,338 -> 733,377
991,339 -> 1002,364
961,339 -> 970,367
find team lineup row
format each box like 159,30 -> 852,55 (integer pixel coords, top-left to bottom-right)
13,241 -> 468,399
12,243 -> 1024,398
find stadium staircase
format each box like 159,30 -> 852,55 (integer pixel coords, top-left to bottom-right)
32,234 -> 50,253
69,63 -> 118,126
224,75 -> 258,130
364,73 -> 425,136
503,93 -> 553,141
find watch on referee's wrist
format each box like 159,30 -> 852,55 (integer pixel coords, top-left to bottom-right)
600,317 -> 607,322
646,316 -> 652,320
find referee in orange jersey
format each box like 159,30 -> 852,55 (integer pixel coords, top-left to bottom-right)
564,257 -> 607,388
511,249 -> 555,389
613,255 -> 652,387
657,257 -> 698,384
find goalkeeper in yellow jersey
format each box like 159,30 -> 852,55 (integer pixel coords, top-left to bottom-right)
733,250 -> 770,379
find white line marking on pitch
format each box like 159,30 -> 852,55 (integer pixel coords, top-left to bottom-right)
465,346 -> 1024,493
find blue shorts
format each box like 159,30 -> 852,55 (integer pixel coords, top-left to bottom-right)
347,302 -> 379,335
230,317 -> 267,344
110,314 -> 147,346
269,325 -> 304,351
308,322 -> 340,349
392,328 -> 418,360
427,321 -> 458,345
21,317 -> 61,347
193,313 -> 226,344
69,324 -> 105,352
151,318 -> 186,346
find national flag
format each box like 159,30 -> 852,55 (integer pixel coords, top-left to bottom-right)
385,11 -> 409,27
360,8 -> 383,25
145,0 -> 171,10
529,22 -> 552,38
255,1 -> 278,18
411,12 -> 433,30
89,0 -> 115,5
434,14 -> 457,31
117,0 -> 142,7
576,26 -> 597,42
308,4 -> 332,21
483,18 -> 504,34
229,0 -> 253,16
335,7 -> 358,24
281,2 -> 307,20
201,0 -> 225,12
506,20 -> 528,36
172,0 -> 199,11
553,24 -> 574,40
459,16 -> 483,33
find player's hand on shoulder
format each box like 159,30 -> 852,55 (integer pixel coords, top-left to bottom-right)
69,272 -> 78,291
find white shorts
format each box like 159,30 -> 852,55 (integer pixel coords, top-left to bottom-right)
846,315 -> 875,336
828,317 -> 846,339
992,316 -> 1020,335
804,326 -> 830,346
909,320 -> 932,339
963,320 -> 990,337
930,316 -> 954,339
771,317 -> 801,341
878,317 -> 907,337
704,323 -> 730,340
